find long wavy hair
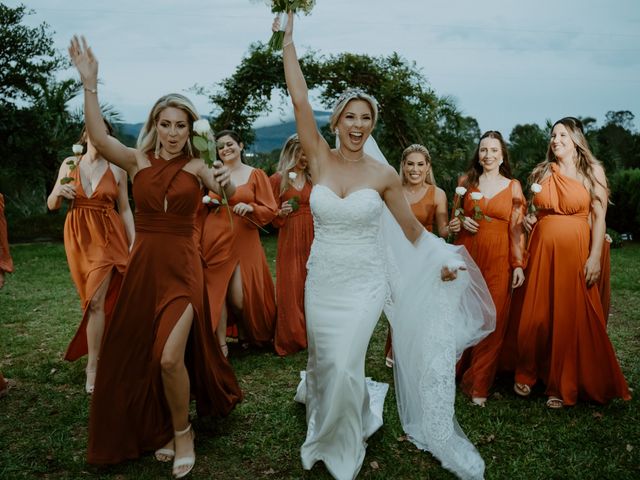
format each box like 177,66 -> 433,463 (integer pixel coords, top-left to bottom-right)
462,130 -> 513,188
275,134 -> 311,195
529,117 -> 608,204
399,144 -> 436,186
137,93 -> 199,158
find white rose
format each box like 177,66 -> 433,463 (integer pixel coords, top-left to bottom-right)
455,186 -> 467,196
288,171 -> 297,181
202,195 -> 212,204
531,183 -> 542,194
193,119 -> 211,136
470,192 -> 484,201
72,144 -> 83,155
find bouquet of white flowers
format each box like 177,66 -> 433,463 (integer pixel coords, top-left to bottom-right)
255,0 -> 316,50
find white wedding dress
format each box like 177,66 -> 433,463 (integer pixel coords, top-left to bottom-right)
295,181 -> 495,480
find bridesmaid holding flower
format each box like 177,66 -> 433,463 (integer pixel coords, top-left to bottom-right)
454,131 -> 527,407
269,134 -> 314,356
200,130 -> 278,355
513,117 -> 630,408
47,122 -> 134,394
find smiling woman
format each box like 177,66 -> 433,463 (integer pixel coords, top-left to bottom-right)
67,35 -> 242,478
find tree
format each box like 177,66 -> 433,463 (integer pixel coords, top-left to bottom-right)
508,123 -> 549,187
0,4 -> 81,219
0,3 -> 64,105
202,43 -> 479,183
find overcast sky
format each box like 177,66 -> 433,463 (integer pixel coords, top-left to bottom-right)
11,0 -> 640,138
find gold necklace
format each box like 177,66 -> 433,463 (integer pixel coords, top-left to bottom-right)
337,148 -> 365,163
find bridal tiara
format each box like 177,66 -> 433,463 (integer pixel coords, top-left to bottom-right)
334,88 -> 379,109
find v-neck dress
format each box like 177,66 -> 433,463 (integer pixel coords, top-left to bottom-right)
63,160 -> 129,361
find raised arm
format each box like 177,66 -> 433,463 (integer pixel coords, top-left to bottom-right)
113,166 -> 135,249
280,13 -> 330,179
68,36 -> 138,176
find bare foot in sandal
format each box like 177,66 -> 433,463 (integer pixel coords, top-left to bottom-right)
514,382 -> 531,397
546,396 -> 564,409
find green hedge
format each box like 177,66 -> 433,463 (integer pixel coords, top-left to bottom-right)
607,168 -> 640,238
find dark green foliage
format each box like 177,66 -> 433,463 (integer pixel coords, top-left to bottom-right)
608,169 -> 640,237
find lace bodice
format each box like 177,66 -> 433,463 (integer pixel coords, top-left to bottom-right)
306,185 -> 386,295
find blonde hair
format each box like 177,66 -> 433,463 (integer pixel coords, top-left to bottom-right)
529,117 -> 608,204
329,88 -> 379,132
400,144 -> 436,186
137,93 -> 199,158
276,134 -> 311,195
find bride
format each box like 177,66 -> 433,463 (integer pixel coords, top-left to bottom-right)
279,13 -> 495,480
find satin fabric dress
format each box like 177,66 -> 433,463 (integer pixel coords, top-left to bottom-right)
269,173 -> 314,356
295,184 -> 491,480
0,193 -> 14,275
62,162 -> 129,361
513,164 -> 630,405
88,153 -> 242,464
455,180 -> 526,399
599,239 -> 611,322
384,185 -> 436,358
0,193 -> 13,386
201,168 -> 278,345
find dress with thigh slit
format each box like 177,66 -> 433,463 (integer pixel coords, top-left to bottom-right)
201,168 -> 277,346
88,153 -> 242,464
62,161 -> 129,361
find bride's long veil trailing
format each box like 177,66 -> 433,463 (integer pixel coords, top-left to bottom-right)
363,136 -> 496,480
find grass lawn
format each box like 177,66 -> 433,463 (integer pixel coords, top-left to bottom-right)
0,237 -> 638,479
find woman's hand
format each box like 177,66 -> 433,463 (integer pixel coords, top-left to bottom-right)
523,213 -> 537,233
461,216 -> 480,234
68,35 -> 98,89
56,183 -> 77,200
272,11 -> 294,42
512,267 -> 525,289
448,217 -> 461,234
279,201 -> 293,217
441,266 -> 460,282
584,255 -> 601,287
212,161 -> 231,187
233,202 -> 254,217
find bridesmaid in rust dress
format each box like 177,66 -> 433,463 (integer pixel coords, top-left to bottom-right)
0,192 -> 14,397
0,193 -> 13,290
69,36 -> 242,478
201,130 -> 277,355
514,117 -> 630,408
384,144 -> 459,366
453,131 -> 526,407
269,134 -> 314,356
47,121 -> 134,394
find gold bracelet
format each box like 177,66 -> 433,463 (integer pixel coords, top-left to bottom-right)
283,40 -> 293,48
84,86 -> 98,94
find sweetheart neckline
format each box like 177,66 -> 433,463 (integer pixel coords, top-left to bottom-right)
314,184 -> 380,200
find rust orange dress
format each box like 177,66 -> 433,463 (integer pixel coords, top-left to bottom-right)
201,168 -> 278,346
269,173 -> 314,356
455,180 -> 526,399
0,193 -> 13,275
62,163 -> 129,361
599,239 -> 611,322
385,185 -> 437,359
513,164 -> 630,405
0,193 -> 13,389
88,154 -> 242,464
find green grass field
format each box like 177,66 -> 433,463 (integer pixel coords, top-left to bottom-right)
0,238 -> 638,479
